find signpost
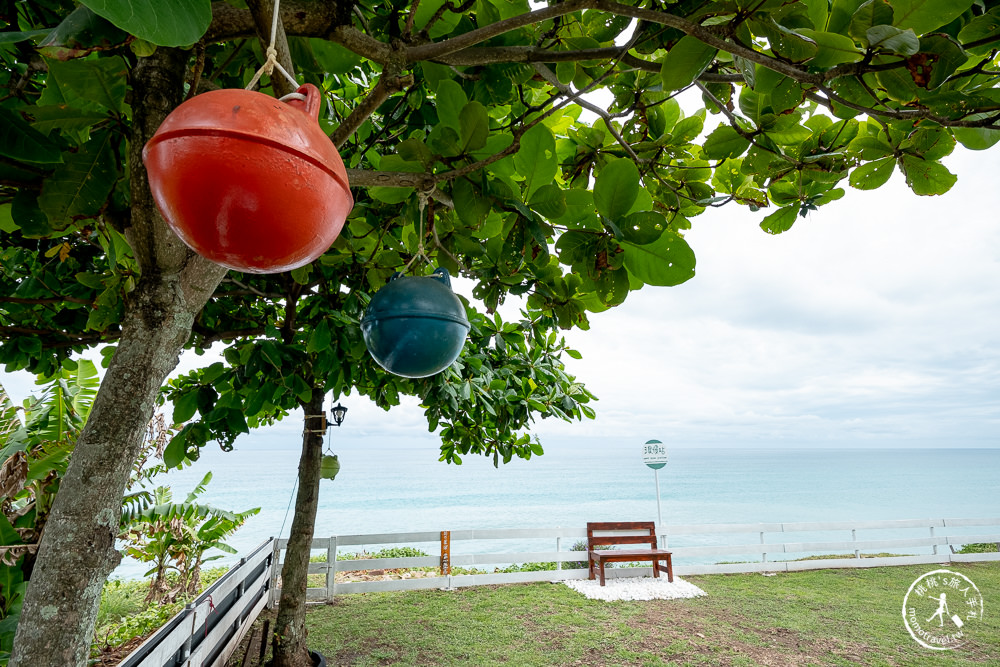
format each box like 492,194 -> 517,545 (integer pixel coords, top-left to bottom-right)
642,439 -> 668,547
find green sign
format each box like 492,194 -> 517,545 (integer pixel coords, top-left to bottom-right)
642,439 -> 668,470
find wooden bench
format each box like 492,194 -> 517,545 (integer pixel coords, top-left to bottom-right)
587,521 -> 673,586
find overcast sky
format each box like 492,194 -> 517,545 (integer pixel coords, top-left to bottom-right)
3,145 -> 998,451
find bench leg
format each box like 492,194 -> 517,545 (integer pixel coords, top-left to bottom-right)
652,559 -> 659,578
657,555 -> 674,583
588,555 -> 595,580
599,561 -> 606,587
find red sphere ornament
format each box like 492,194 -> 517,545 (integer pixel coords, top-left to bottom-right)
143,83 -> 353,273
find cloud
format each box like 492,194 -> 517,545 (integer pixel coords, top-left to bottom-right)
531,147 -> 1000,448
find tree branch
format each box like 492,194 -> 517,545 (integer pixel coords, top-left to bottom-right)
534,63 -> 643,163
330,73 -> 414,149
405,0 -> 590,63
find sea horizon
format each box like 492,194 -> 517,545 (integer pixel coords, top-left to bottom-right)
112,441 -> 1000,579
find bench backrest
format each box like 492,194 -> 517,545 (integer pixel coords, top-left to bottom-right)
587,521 -> 657,550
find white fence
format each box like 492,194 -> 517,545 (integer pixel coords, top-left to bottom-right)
121,518 -> 1000,665
283,517 -> 1000,600
119,539 -> 272,667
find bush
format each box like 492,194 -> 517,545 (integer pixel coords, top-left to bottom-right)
958,543 -> 1000,554
313,547 -> 431,563
92,567 -> 228,653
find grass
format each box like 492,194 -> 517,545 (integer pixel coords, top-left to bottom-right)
233,561 -> 1000,666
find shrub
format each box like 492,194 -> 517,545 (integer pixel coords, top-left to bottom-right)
957,543 -> 1000,554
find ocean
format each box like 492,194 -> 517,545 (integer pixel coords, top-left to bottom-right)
112,438 -> 1000,579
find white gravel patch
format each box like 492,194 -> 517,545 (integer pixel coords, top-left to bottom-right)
563,576 -> 707,602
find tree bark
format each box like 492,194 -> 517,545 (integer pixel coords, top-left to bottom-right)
270,390 -> 326,667
9,48 -> 227,667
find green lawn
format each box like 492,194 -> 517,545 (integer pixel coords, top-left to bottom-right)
234,562 -> 1000,666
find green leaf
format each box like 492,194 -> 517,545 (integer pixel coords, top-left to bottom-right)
310,38 -> 362,74
0,204 -> 15,233
958,9 -> 1000,54
172,390 -> 199,423
803,0 -> 829,30
899,156 -> 957,195
912,35 -> 969,90
888,0 -> 975,36
848,0 -> 895,43
759,205 -> 798,234
290,264 -> 312,285
702,125 -> 751,159
0,108 -> 63,165
79,0 -> 212,47
795,29 -> 864,67
320,454 -> 341,480
39,56 -> 128,114
435,79 -> 468,133
0,29 -> 51,44
37,5 -> 128,60
307,320 -> 332,354
29,105 -> 108,140
620,211 -> 666,245
594,158 -> 640,220
660,36 -> 717,91
513,124 -> 556,199
39,130 -> 117,225
621,231 -> 696,286
528,184 -> 567,219
849,156 -> 895,189
866,26 -> 920,56
163,433 -> 187,468
953,125 -> 1000,151
459,101 -> 489,152
452,179 -> 491,227
828,0 -> 867,35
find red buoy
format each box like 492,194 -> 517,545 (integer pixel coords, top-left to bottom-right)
143,83 -> 353,273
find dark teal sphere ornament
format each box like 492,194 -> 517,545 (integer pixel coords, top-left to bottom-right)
361,268 -> 470,378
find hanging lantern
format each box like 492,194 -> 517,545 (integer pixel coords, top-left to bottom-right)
142,83 -> 353,273
362,268 -> 470,378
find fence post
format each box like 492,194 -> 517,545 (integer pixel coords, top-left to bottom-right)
760,531 -> 767,563
268,540 -> 282,609
853,529 -> 860,559
327,535 -> 338,602
930,525 -> 938,556
555,535 -> 561,571
179,601 -> 197,666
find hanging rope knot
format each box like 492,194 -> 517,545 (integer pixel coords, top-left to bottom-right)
263,45 -> 278,75
244,0 -> 300,93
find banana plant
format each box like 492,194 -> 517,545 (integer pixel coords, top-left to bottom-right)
118,472 -> 258,602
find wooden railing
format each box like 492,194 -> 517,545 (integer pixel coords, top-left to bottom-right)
118,538 -> 272,667
282,517 -> 1000,600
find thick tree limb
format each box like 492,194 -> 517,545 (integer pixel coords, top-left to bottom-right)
206,1 -> 339,42
245,0 -> 297,97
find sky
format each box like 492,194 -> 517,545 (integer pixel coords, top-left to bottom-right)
3,143 -> 999,452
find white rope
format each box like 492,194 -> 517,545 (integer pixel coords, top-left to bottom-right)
402,187 -> 434,273
245,0 -> 300,92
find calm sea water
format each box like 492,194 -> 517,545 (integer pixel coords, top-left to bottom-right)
113,438 -> 1000,579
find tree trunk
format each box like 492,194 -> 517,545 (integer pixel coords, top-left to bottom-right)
270,390 -> 326,667
9,48 -> 227,667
